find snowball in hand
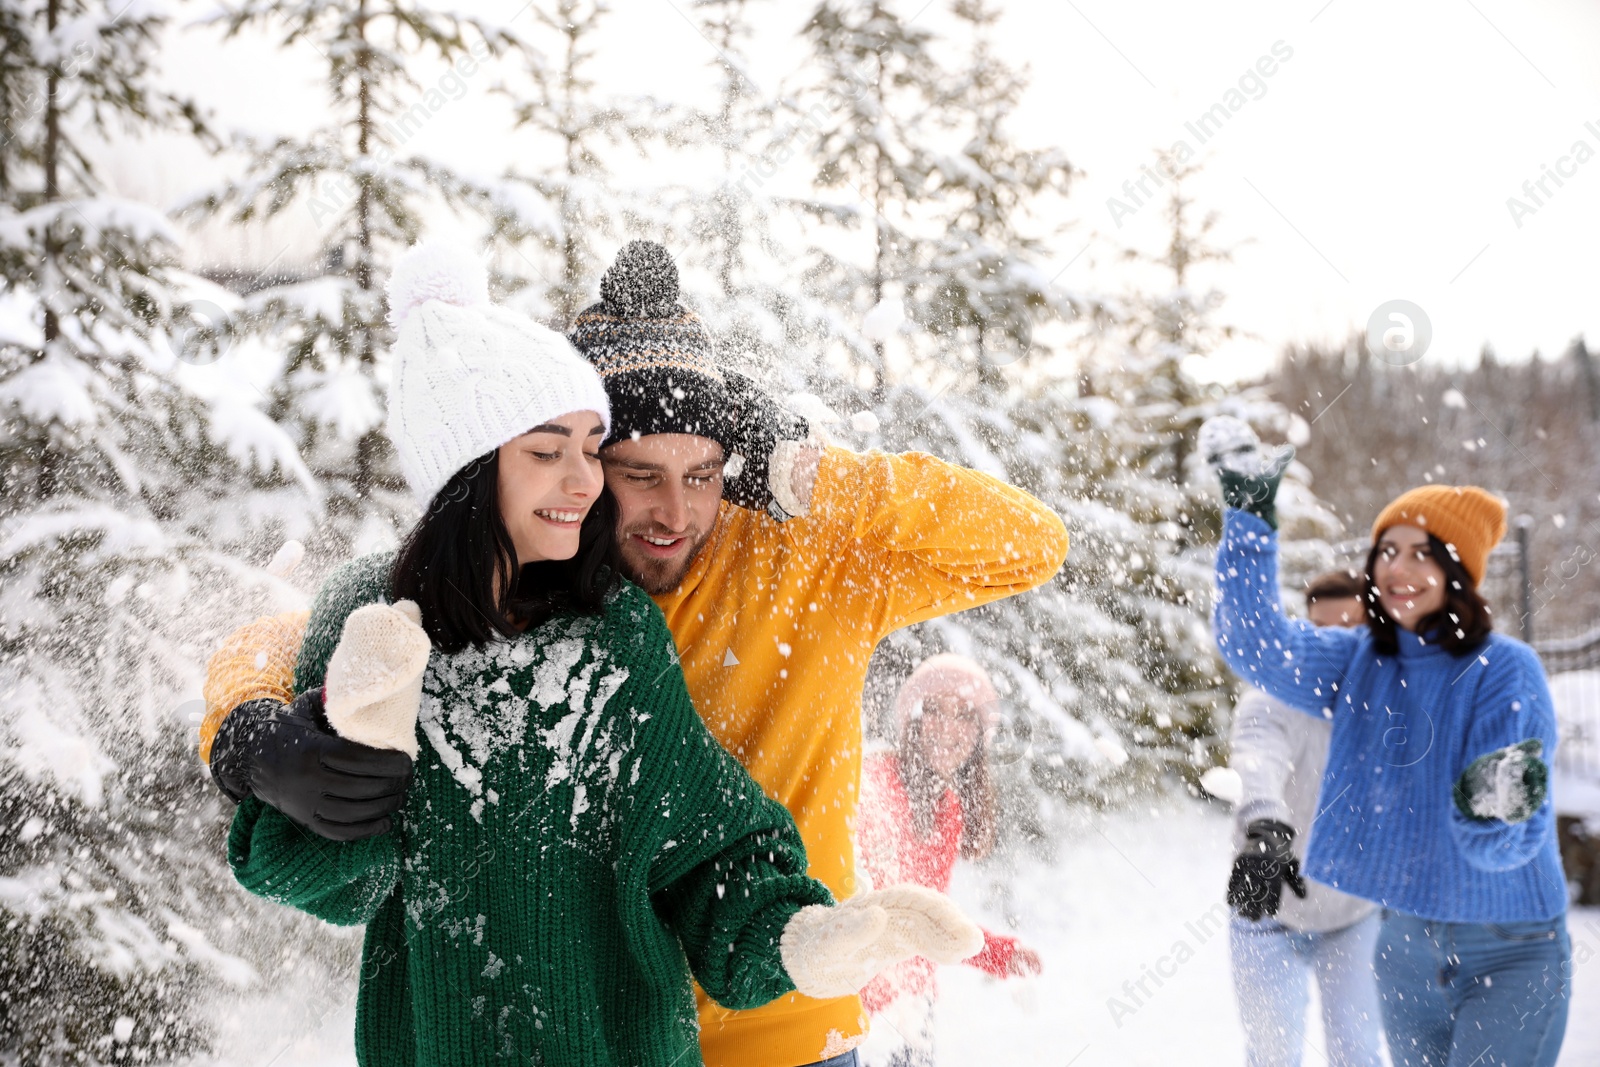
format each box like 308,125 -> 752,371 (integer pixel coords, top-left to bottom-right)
265,539 -> 305,578
787,392 -> 842,426
1200,766 -> 1244,805
1200,415 -> 1295,481
1198,415 -> 1264,474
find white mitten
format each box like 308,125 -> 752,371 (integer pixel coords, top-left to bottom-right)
322,600 -> 431,758
779,885 -> 984,999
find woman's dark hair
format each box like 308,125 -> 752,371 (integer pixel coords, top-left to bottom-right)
1362,532 -> 1493,657
391,449 -> 620,653
900,702 -> 997,861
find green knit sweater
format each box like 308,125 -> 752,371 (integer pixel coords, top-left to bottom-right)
228,553 -> 831,1066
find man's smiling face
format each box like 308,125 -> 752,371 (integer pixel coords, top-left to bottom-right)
601,434 -> 726,595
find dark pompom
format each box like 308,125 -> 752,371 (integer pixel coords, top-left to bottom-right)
600,240 -> 680,318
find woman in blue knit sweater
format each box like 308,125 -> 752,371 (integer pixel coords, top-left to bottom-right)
1206,432 -> 1569,1067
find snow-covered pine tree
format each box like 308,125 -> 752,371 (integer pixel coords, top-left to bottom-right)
187,0 -> 523,558
496,0 -> 675,322
0,3 -> 323,1062
854,161 -> 1339,839
683,0 -> 771,313
1007,158 -> 1338,801
795,0 -> 950,393
1083,155 -> 1337,552
643,0 -> 863,394
908,0 -> 1082,390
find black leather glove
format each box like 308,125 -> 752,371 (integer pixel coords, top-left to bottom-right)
1214,445 -> 1295,532
720,370 -> 811,520
208,688 -> 415,841
1227,818 -> 1309,921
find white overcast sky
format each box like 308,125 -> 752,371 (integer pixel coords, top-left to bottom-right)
127,0 -> 1600,383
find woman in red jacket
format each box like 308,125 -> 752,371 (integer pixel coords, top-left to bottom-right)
859,654 -> 1042,1066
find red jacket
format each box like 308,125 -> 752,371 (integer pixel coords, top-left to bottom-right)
857,752 -> 1018,1012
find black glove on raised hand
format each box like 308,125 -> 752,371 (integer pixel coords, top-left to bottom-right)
208,688 -> 415,841
1227,818 -> 1309,921
720,370 -> 811,520
1214,445 -> 1294,532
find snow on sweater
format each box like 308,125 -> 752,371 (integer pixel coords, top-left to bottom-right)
1230,688 -> 1375,933
200,447 -> 1071,1067
1213,509 -> 1565,924
856,751 -> 1017,1012
228,553 -> 832,1067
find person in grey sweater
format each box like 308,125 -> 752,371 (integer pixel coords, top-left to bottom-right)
1227,570 -> 1382,1067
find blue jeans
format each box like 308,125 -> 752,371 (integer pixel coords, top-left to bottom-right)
1230,912 -> 1384,1067
802,1054 -> 860,1067
1374,910 -> 1570,1067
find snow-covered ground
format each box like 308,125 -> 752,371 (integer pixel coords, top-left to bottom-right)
188,802 -> 1598,1067
927,803 -> 1600,1067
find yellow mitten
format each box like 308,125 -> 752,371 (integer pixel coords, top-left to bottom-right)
779,885 -> 983,999
323,600 -> 431,758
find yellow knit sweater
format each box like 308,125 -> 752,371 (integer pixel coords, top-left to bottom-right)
202,446 -> 1069,1066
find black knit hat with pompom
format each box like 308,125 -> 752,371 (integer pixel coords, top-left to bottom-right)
568,241 -> 733,449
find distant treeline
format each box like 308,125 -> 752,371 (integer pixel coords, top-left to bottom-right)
1265,337 -> 1600,637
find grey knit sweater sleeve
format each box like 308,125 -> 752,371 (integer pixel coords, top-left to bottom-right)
1229,687 -> 1296,836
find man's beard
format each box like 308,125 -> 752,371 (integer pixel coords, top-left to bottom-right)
615,519 -> 715,595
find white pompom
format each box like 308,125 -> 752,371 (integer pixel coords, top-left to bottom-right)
1200,766 -> 1244,805
849,409 -> 880,433
387,240 -> 489,328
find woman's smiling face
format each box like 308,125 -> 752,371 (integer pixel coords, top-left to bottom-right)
495,410 -> 607,565
917,696 -> 983,780
1372,524 -> 1448,631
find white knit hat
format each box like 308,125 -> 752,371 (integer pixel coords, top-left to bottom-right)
385,241 -> 612,507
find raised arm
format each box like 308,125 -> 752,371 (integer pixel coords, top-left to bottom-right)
225,553 -> 415,921
808,447 -> 1070,632
1213,509 -> 1361,716
198,551 -> 401,738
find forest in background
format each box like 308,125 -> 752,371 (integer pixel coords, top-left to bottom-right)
2,0 -> 1594,1062
1267,337 -> 1600,638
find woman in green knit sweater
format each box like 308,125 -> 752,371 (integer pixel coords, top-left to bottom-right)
218,243 -> 979,1067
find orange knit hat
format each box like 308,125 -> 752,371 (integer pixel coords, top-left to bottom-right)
1370,485 -> 1508,586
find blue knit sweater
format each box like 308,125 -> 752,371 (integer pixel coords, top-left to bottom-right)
1213,509 -> 1566,923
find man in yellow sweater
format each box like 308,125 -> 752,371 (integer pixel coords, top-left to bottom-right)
201,242 -> 1069,1067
